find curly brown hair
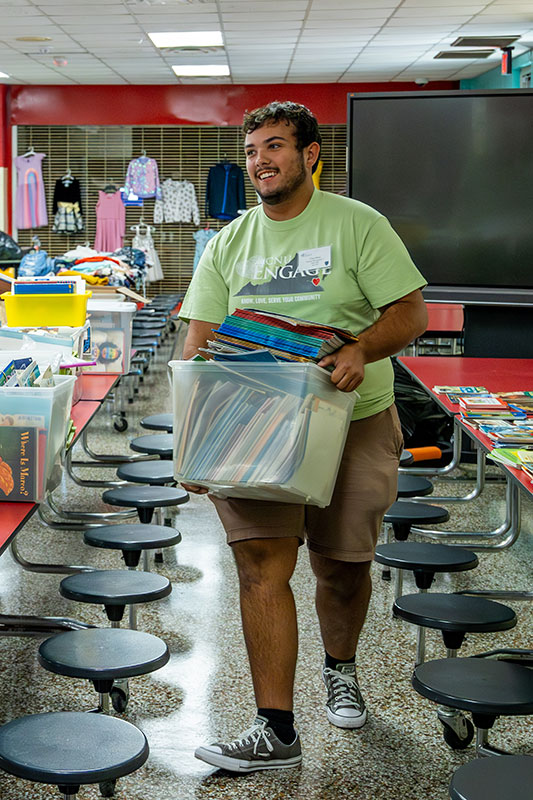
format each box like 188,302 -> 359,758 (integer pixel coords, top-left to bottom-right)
242,101 -> 322,153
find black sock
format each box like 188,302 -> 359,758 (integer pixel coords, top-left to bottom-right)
325,651 -> 357,677
257,707 -> 296,744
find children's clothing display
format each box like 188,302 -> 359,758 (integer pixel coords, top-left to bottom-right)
94,190 -> 126,252
193,228 -> 217,272
124,156 -> 162,200
14,152 -> 48,229
206,162 -> 246,221
132,224 -> 164,283
154,179 -> 201,226
52,176 -> 84,234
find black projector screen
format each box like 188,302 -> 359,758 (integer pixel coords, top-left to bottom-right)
347,90 -> 533,304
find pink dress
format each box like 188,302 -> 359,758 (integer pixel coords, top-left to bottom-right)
15,153 -> 48,229
94,190 -> 126,252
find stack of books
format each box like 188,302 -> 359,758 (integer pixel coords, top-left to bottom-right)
477,420 -> 533,446
458,394 -> 515,419
205,309 -> 359,363
11,275 -> 86,295
489,447 -> 533,479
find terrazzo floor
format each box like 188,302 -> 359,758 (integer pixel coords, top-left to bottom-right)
0,328 -> 532,800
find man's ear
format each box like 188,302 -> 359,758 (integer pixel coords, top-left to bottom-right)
306,141 -> 321,171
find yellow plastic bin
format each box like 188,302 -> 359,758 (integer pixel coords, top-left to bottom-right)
1,291 -> 92,327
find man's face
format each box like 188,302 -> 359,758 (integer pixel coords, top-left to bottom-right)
244,120 -> 308,206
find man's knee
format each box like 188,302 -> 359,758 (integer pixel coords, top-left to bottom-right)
232,537 -> 299,589
310,553 -> 372,596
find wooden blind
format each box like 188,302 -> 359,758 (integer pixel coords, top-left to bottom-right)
15,125 -> 347,296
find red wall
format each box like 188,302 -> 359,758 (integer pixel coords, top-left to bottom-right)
8,82 -> 457,126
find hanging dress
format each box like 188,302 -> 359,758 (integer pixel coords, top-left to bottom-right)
15,152 -> 48,229
132,227 -> 164,283
94,190 -> 126,252
52,177 -> 84,234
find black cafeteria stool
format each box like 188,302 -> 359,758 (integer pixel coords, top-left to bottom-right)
0,711 -> 148,799
38,627 -> 169,714
140,412 -> 173,432
102,484 -> 188,523
397,474 -> 433,498
129,432 -> 174,460
60,569 -> 171,631
412,657 -> 533,757
380,500 -> 450,593
384,500 -> 449,542
116,460 -> 176,485
374,541 -> 478,591
133,320 -> 166,330
84,523 -> 182,569
449,754 -> 533,800
394,593 -> 517,657
115,459 -> 186,554
380,474 -> 435,583
131,340 -> 157,357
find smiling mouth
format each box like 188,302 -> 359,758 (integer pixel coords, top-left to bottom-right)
257,171 -> 278,181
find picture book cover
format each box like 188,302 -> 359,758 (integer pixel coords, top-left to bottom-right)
0,426 -> 39,501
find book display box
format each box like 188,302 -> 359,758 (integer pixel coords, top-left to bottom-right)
0,375 -> 76,502
84,300 -> 136,375
170,361 -> 357,507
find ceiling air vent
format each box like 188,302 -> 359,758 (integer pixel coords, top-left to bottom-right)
434,50 -> 494,60
451,36 -> 520,48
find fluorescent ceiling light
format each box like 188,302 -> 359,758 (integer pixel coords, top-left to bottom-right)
0,71 -> 9,78
149,31 -> 223,48
172,64 -> 230,76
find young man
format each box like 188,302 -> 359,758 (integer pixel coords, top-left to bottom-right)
179,101 -> 427,773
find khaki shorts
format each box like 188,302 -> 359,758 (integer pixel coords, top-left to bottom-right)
210,404 -> 404,563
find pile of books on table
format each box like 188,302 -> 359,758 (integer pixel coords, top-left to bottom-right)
203,308 -> 359,364
489,447 -> 533,480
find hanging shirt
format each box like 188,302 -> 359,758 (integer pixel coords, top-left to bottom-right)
154,179 -> 201,225
124,156 -> 162,200
14,152 -> 48,229
205,162 -> 246,221
192,228 -> 218,272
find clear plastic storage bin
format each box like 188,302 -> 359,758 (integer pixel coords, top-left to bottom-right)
169,360 -> 357,507
0,374 -> 76,502
84,300 -> 136,374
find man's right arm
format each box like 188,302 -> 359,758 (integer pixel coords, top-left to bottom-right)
182,319 -> 218,360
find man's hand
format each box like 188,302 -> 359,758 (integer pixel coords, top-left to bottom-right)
181,483 -> 210,495
317,341 -> 364,392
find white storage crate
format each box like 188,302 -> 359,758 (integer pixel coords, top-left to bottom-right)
169,360 -> 357,507
84,300 -> 136,374
0,324 -> 91,360
0,374 -> 76,502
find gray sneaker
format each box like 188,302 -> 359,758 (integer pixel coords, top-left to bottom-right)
323,663 -> 367,729
194,715 -> 302,773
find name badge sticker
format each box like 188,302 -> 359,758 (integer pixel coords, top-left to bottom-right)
297,245 -> 332,275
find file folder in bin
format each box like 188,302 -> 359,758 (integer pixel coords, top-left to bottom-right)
0,375 -> 76,502
170,361 -> 357,507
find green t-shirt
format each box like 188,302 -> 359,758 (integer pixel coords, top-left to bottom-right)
180,189 -> 426,420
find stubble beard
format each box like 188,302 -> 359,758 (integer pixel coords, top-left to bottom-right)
256,153 -> 307,206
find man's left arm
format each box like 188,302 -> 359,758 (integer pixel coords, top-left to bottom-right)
318,289 -> 427,393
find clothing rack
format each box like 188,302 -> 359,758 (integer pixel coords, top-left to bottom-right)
15,123 -> 346,294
